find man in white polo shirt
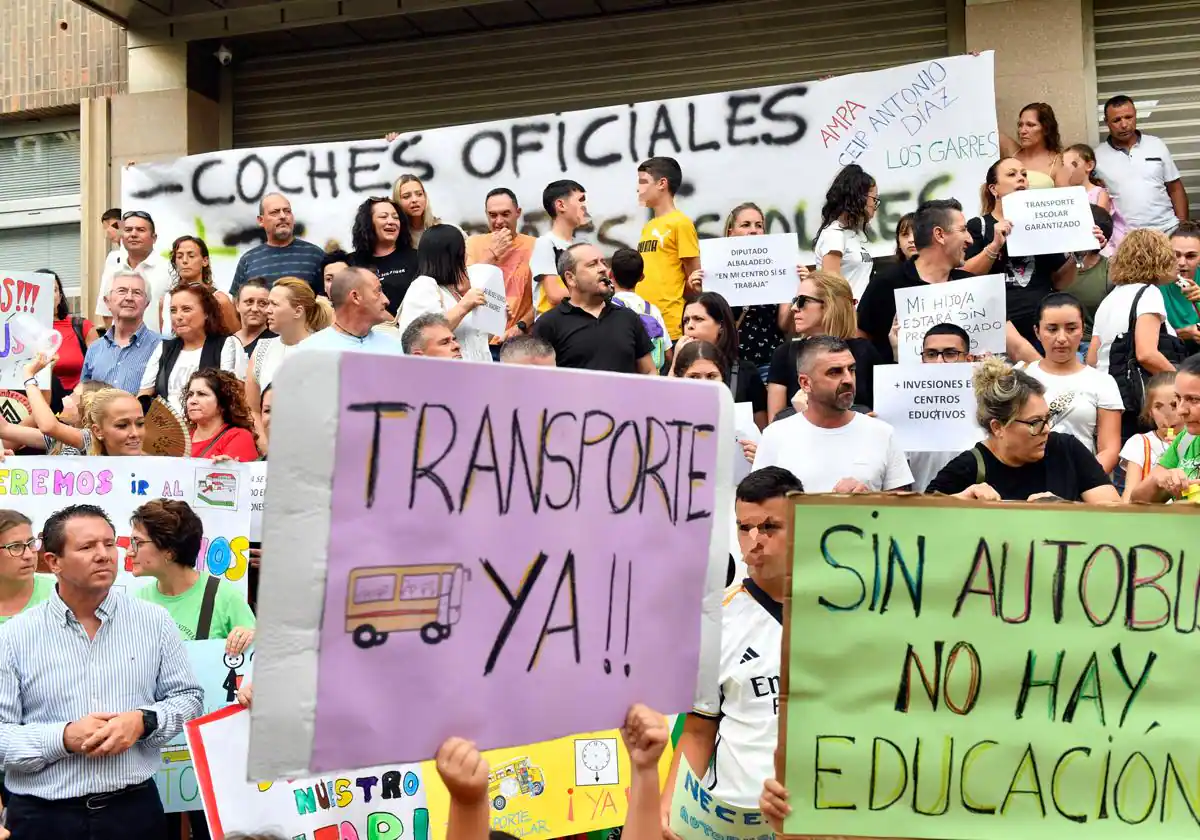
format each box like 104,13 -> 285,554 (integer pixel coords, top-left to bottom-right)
95,211 -> 175,334
1095,95 -> 1189,233
752,335 -> 913,493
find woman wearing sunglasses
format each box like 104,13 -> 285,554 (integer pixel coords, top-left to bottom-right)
765,271 -> 880,422
926,358 -> 1121,502
0,511 -> 54,625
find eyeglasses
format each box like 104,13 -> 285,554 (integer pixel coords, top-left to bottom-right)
121,210 -> 154,224
791,294 -> 824,309
921,348 -> 965,362
1011,416 -> 1051,435
867,195 -> 881,207
1,537 -> 41,556
126,537 -> 154,556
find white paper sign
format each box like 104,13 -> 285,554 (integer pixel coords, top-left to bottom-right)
732,402 -> 761,484
0,271 -> 55,389
186,705 -> 428,840
122,55 -> 998,294
466,263 -> 507,336
873,363 -> 980,452
894,274 -> 1006,364
1003,185 -> 1096,257
247,461 -> 267,542
7,456 -> 253,594
699,234 -> 800,306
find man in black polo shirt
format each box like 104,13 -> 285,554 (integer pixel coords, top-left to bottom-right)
533,243 -> 657,374
856,199 -> 975,363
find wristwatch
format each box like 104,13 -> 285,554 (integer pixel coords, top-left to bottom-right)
138,709 -> 158,741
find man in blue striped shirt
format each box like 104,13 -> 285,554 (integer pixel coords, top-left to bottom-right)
81,272 -> 163,394
229,193 -> 327,300
0,504 -> 202,838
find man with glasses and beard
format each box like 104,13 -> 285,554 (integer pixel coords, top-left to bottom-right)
752,335 -> 912,492
94,210 -> 174,334
532,243 -> 656,375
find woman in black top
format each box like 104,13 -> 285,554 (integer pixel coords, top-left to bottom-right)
675,292 -> 768,428
349,197 -> 419,316
767,271 -> 880,420
962,158 -> 1078,348
927,358 -> 1121,502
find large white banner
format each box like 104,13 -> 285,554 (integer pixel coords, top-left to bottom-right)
123,54 -> 998,292
12,456 -> 253,594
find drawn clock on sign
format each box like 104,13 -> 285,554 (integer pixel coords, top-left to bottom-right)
576,738 -> 619,786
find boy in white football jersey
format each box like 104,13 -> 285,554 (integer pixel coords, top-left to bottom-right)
661,466 -> 804,819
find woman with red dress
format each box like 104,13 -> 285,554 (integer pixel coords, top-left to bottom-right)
185,368 -> 259,461
42,269 -> 98,391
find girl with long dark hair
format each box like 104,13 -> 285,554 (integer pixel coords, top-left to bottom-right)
349,197 -> 418,315
396,224 -> 491,362
815,164 -> 878,303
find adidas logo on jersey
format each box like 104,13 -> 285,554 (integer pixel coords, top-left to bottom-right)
740,647 -> 760,663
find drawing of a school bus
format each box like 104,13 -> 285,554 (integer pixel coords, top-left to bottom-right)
488,757 -> 546,811
346,564 -> 469,650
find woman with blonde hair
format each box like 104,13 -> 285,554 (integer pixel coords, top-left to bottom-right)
766,270 -> 881,421
0,353 -> 111,454
927,358 -> 1120,502
393,174 -> 441,248
1087,228 -> 1189,437
245,277 -> 329,419
81,387 -> 146,456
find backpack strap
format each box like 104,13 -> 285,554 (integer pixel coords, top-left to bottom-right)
194,575 -> 221,641
70,315 -> 86,351
1126,284 -> 1151,338
971,446 -> 986,485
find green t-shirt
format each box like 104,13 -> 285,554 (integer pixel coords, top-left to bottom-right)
1161,283 -> 1200,330
1158,432 -> 1200,479
0,574 -> 56,624
134,574 -> 256,641
1073,256 -> 1110,342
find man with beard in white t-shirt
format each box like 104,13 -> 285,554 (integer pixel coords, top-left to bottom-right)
660,466 -> 804,823
753,335 -> 913,493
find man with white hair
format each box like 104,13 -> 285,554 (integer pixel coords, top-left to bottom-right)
81,272 -> 162,394
498,335 -> 556,367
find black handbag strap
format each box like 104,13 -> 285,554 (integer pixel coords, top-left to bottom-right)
195,575 -> 221,641
1124,284 -> 1152,338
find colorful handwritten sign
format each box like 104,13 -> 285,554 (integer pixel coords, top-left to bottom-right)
123,55 -> 997,295
11,456 -> 254,594
188,705 -> 429,840
249,353 -> 733,778
670,756 -> 771,840
894,274 -> 1006,363
780,497 -> 1200,840
155,640 -> 253,813
0,271 -> 54,389
424,727 -> 673,840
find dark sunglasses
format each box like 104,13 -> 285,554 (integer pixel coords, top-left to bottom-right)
122,210 -> 154,224
791,294 -> 823,309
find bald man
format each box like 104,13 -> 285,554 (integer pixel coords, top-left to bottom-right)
297,267 -> 404,355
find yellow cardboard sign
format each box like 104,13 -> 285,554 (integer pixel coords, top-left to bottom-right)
424,728 -> 673,840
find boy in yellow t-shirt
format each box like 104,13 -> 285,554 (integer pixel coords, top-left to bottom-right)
634,157 -> 700,340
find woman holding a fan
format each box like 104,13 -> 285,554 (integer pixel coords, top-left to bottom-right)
139,282 -> 245,416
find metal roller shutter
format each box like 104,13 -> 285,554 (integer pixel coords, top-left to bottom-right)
0,126 -> 83,305
1093,0 -> 1200,219
233,0 -> 952,148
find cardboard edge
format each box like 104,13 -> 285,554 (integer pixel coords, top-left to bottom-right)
247,349 -> 341,779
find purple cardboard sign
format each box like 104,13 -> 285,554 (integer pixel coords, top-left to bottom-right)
307,355 -> 725,770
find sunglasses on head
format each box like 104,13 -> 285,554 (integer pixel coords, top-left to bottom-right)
122,210 -> 154,224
